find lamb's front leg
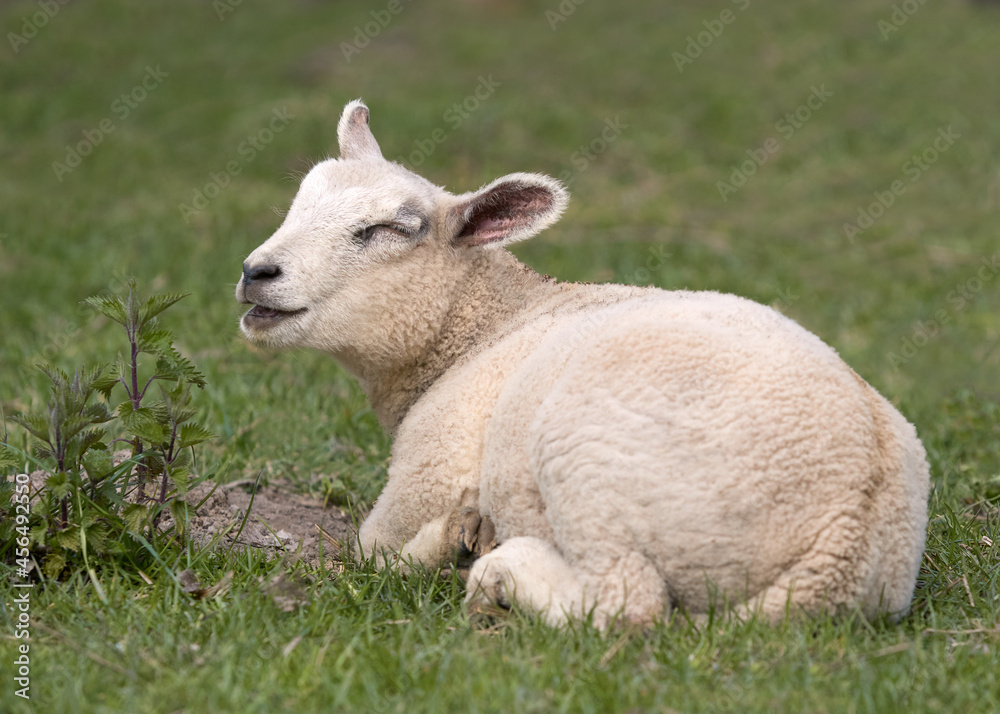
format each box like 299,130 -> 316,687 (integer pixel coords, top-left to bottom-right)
389,508 -> 496,573
357,486 -> 496,572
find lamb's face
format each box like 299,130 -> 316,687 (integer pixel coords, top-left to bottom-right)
236,156 -> 461,359
236,99 -> 568,371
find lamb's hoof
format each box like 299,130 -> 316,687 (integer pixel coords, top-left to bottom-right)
464,555 -> 513,626
466,596 -> 512,628
446,506 -> 497,576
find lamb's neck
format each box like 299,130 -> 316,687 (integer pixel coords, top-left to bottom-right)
363,251 -> 554,434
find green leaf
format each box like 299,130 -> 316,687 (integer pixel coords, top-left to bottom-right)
81,402 -> 113,424
60,414 -> 94,443
170,499 -> 190,538
82,448 -> 114,483
178,422 -> 215,450
136,325 -> 174,356
9,412 -> 51,442
121,407 -> 166,445
147,400 -> 170,424
53,526 -> 81,552
30,523 -> 48,547
79,427 -> 108,452
124,410 -> 167,444
155,346 -> 206,388
37,363 -> 70,392
83,294 -> 128,326
93,369 -> 120,400
139,293 -> 189,324
168,465 -> 191,496
0,442 -> 23,468
0,479 -> 14,504
123,503 -> 152,534
78,364 -> 108,394
43,552 -> 66,579
31,443 -> 55,463
124,280 -> 140,329
172,406 -> 199,427
170,450 -> 192,472
139,448 -> 165,476
45,471 -> 70,500
81,520 -> 111,554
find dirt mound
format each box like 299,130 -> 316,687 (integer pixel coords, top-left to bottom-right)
172,480 -> 356,567
10,471 -> 357,568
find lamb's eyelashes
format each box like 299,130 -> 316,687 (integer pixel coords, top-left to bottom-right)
351,223 -> 419,247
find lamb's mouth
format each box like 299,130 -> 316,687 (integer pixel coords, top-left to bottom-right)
243,304 -> 307,326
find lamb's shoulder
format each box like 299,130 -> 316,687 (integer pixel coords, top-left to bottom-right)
386,282 -> 652,488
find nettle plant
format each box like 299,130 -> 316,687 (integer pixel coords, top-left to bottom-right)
0,281 -> 213,578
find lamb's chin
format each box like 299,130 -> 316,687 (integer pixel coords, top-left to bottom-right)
240,314 -> 305,349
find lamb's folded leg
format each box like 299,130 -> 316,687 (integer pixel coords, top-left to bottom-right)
465,537 -> 668,628
360,506 -> 497,573
465,537 -> 584,625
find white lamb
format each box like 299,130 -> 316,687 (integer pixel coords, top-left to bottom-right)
235,100 -> 930,627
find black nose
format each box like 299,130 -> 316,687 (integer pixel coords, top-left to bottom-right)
243,262 -> 281,286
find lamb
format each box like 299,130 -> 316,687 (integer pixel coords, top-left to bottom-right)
235,99 -> 931,627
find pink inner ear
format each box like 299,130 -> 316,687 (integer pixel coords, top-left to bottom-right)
463,216 -> 520,246
458,185 -> 554,246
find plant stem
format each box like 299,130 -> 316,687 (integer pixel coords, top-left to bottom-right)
128,309 -> 149,501
52,416 -> 71,530
130,329 -> 141,411
151,420 -> 178,529
159,468 -> 170,505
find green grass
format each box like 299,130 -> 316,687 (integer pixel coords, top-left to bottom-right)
1,0 -> 999,711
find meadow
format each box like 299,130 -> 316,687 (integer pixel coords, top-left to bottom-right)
1,0 -> 999,711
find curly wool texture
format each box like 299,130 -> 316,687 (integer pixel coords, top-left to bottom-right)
238,100 -> 930,627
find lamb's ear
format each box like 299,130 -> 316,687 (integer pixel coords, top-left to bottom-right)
450,173 -> 569,248
338,99 -> 383,161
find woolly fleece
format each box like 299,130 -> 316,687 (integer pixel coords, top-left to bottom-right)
236,100 -> 930,627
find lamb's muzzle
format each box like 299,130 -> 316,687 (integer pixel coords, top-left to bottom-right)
237,260 -> 309,333
235,98 -> 931,628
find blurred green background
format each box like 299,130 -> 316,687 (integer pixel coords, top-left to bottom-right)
3,3 -> 1000,712
1,0 -> 998,489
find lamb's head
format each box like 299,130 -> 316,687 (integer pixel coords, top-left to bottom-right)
236,99 -> 568,373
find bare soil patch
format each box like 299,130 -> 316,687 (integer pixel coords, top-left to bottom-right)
171,480 -> 356,567
12,471 -> 356,568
